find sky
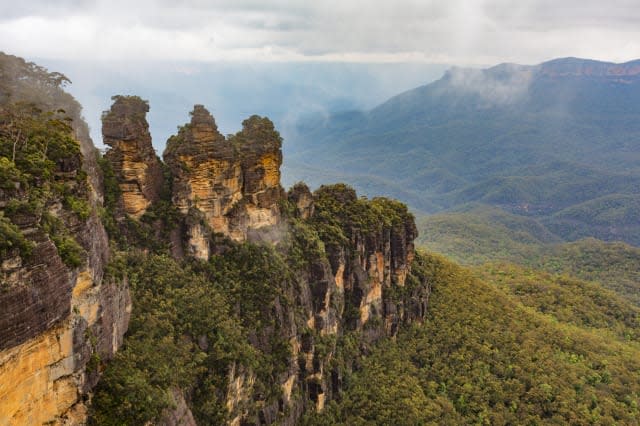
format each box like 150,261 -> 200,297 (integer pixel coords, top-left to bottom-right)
1,0 -> 640,66
1,0 -> 639,155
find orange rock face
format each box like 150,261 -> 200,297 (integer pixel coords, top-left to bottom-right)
164,106 -> 284,256
102,96 -> 164,218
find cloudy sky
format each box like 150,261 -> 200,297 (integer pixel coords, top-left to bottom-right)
2,0 -> 640,66
2,0 -> 640,155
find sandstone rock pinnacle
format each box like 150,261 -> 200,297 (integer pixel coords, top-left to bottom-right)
102,95 -> 164,218
163,105 -> 284,255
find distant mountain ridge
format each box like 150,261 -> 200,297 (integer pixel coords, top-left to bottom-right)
285,56 -> 640,246
536,57 -> 640,77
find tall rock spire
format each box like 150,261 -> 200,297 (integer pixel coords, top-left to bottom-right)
102,95 -> 164,218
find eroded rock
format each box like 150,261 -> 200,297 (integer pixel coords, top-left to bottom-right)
102,95 -> 163,218
164,106 -> 284,255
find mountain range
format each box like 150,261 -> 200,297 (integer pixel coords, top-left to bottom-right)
285,57 -> 640,246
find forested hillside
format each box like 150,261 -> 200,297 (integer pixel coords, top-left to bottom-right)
303,253 -> 640,425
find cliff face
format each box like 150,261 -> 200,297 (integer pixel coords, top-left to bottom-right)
287,184 -> 429,416
102,96 -> 164,218
163,105 -> 283,253
0,135 -> 130,425
163,105 -> 242,254
232,115 -> 284,241
217,184 -> 429,425
0,53 -> 130,425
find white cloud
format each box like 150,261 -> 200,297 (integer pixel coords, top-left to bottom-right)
1,0 -> 639,65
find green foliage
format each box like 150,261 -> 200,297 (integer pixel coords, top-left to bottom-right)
0,103 -> 80,181
101,95 -> 149,122
0,56 -> 92,270
304,346 -> 452,426
416,206 -> 640,307
91,253 -> 251,424
0,52 -> 70,102
231,115 -> 282,153
312,183 -> 414,248
64,195 -> 91,220
0,156 -> 25,190
282,218 -> 326,270
51,234 -> 84,267
91,242 -> 300,424
477,263 -> 640,341
140,163 -> 182,235
96,153 -> 120,215
0,52 -> 90,182
0,213 -> 33,259
416,205 -> 561,265
309,252 -> 640,425
537,239 -> 640,306
40,212 -> 85,268
201,243 -> 290,327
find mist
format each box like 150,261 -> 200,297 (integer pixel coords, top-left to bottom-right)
35,58 -> 447,156
441,64 -> 534,105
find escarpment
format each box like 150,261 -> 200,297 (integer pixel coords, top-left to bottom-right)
0,53 -> 130,425
70,96 -> 431,425
2,56 -> 430,426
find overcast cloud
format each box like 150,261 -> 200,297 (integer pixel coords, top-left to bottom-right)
1,0 -> 640,65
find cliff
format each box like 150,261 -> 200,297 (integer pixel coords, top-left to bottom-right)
0,53 -> 130,424
1,56 -> 429,425
284,183 -> 429,417
93,117 -> 431,424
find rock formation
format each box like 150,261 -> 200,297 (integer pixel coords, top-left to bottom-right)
217,184 -> 428,424
1,78 -> 427,425
102,95 -> 163,218
164,105 -> 283,255
97,99 -> 427,423
0,52 -> 131,424
163,105 -> 242,253
288,185 -> 428,415
232,114 -> 284,240
288,182 -> 315,220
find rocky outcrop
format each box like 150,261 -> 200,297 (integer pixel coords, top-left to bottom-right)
0,232 -> 72,351
163,105 -> 243,250
290,185 -> 428,414
233,115 -> 284,240
164,105 -> 283,253
158,388 -> 197,426
0,268 -> 130,425
102,95 -> 163,218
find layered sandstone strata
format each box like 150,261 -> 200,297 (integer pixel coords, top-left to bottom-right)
164,106 -> 283,255
102,95 -> 163,218
0,137 -> 130,425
